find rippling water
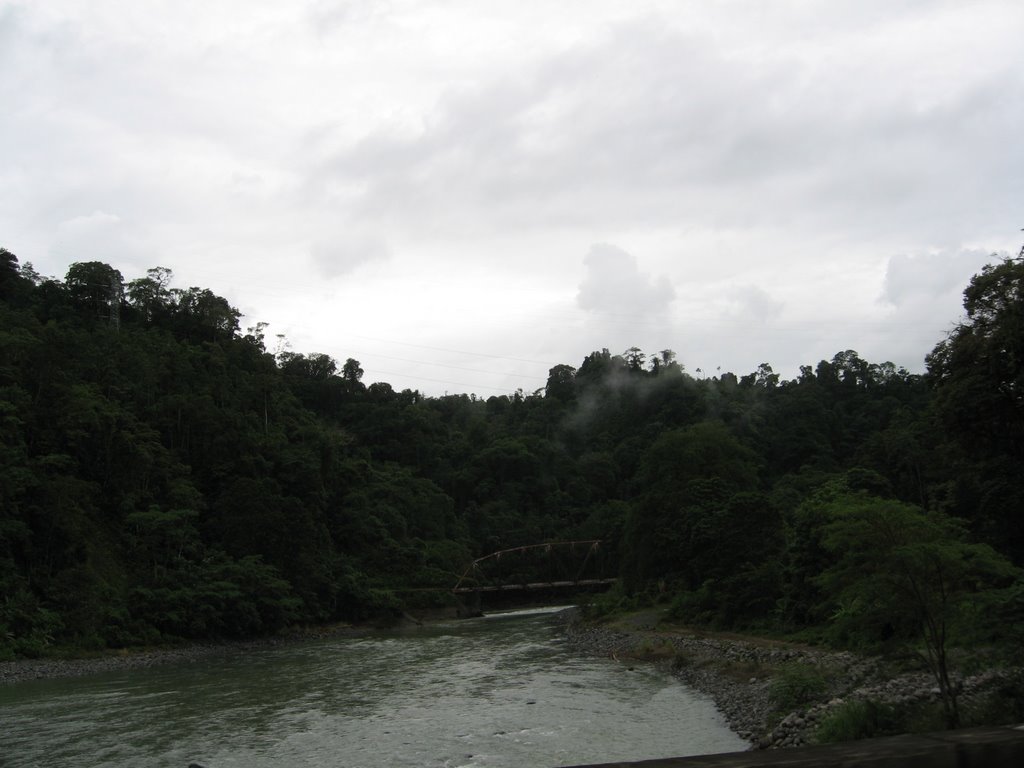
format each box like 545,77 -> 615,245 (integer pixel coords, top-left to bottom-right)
0,607 -> 747,767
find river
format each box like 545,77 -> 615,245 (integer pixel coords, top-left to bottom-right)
0,607 -> 747,768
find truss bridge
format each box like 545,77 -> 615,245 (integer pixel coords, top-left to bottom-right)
452,539 -> 616,596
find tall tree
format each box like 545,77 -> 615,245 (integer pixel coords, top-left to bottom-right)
927,256 -> 1024,460
927,256 -> 1024,559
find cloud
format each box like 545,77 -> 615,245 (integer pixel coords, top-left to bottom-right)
55,210 -> 122,238
882,248 -> 997,310
306,0 -> 389,34
309,6 -> 1024,253
846,247 -> 1006,367
726,285 -> 784,324
46,210 -> 165,279
3,1 -> 1024,395
51,211 -> 130,268
576,243 -> 675,317
310,231 -> 392,278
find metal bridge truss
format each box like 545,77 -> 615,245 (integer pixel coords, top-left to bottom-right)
452,539 -> 615,594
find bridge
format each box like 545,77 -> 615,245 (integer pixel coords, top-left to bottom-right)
452,540 -> 616,605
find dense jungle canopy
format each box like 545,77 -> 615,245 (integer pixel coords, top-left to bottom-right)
1,247 -> 1022,659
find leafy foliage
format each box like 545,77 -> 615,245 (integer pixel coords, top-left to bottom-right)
2,245 -> 1023,687
815,700 -> 902,744
814,494 -> 1018,725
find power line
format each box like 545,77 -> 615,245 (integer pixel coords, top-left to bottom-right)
345,350 -> 546,382
364,367 -> 535,394
343,334 -> 560,366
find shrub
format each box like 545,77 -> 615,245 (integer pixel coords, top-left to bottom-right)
667,585 -> 713,624
815,699 -> 900,743
670,650 -> 692,671
579,584 -> 646,620
769,663 -> 828,714
962,673 -> 1024,727
633,638 -> 675,660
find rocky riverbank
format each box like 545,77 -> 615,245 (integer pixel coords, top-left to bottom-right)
561,610 -> 1023,749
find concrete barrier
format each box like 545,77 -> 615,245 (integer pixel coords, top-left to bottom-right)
559,724 -> 1024,768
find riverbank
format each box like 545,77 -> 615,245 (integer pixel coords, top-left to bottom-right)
561,608 -> 1023,749
0,605 -> 520,686
0,621 -> 382,686
2,606 -> 749,767
7,605 -> 1020,751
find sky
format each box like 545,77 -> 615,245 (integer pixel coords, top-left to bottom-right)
2,0 -> 1022,396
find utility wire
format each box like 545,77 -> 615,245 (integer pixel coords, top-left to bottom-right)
341,334 -> 560,366
364,368 -> 536,394
341,350 -> 546,381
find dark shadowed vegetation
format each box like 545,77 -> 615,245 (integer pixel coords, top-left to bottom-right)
2,247 -> 1023,716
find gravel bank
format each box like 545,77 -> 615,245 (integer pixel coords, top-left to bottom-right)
561,611 -> 1022,750
0,646 -> 229,685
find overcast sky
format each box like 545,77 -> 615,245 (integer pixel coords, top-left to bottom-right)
3,0 -> 1022,395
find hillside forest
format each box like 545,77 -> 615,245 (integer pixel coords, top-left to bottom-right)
2,247 -> 1023,667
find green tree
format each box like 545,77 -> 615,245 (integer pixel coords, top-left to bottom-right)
342,358 -> 364,383
927,257 -> 1024,454
0,248 -> 33,305
927,256 -> 1024,559
545,364 -> 577,401
171,286 -> 240,340
64,261 -> 124,325
817,496 -> 1019,728
623,346 -> 646,372
125,266 -> 174,322
622,422 -> 760,594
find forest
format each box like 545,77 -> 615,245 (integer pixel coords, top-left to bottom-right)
1,246 -> 1023,666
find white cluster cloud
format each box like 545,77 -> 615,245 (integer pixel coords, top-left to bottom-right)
576,244 -> 675,318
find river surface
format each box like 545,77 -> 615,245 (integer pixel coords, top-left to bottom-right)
0,607 -> 747,768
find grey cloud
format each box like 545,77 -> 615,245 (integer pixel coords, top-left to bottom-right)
56,210 -> 122,237
310,10 -> 1024,246
49,211 -> 144,271
882,248 -> 996,309
5,0 -> 1022,398
307,0 -> 391,34
727,285 -> 784,323
310,232 -> 392,278
861,247 -> 1004,367
576,243 -> 675,316
316,22 -> 781,227
0,5 -> 19,63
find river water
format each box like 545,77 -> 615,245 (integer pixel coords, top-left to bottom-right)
0,607 -> 747,768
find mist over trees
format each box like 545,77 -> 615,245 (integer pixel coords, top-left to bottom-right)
1,247 -> 1022,670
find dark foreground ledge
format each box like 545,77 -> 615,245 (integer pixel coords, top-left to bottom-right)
559,724 -> 1024,768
